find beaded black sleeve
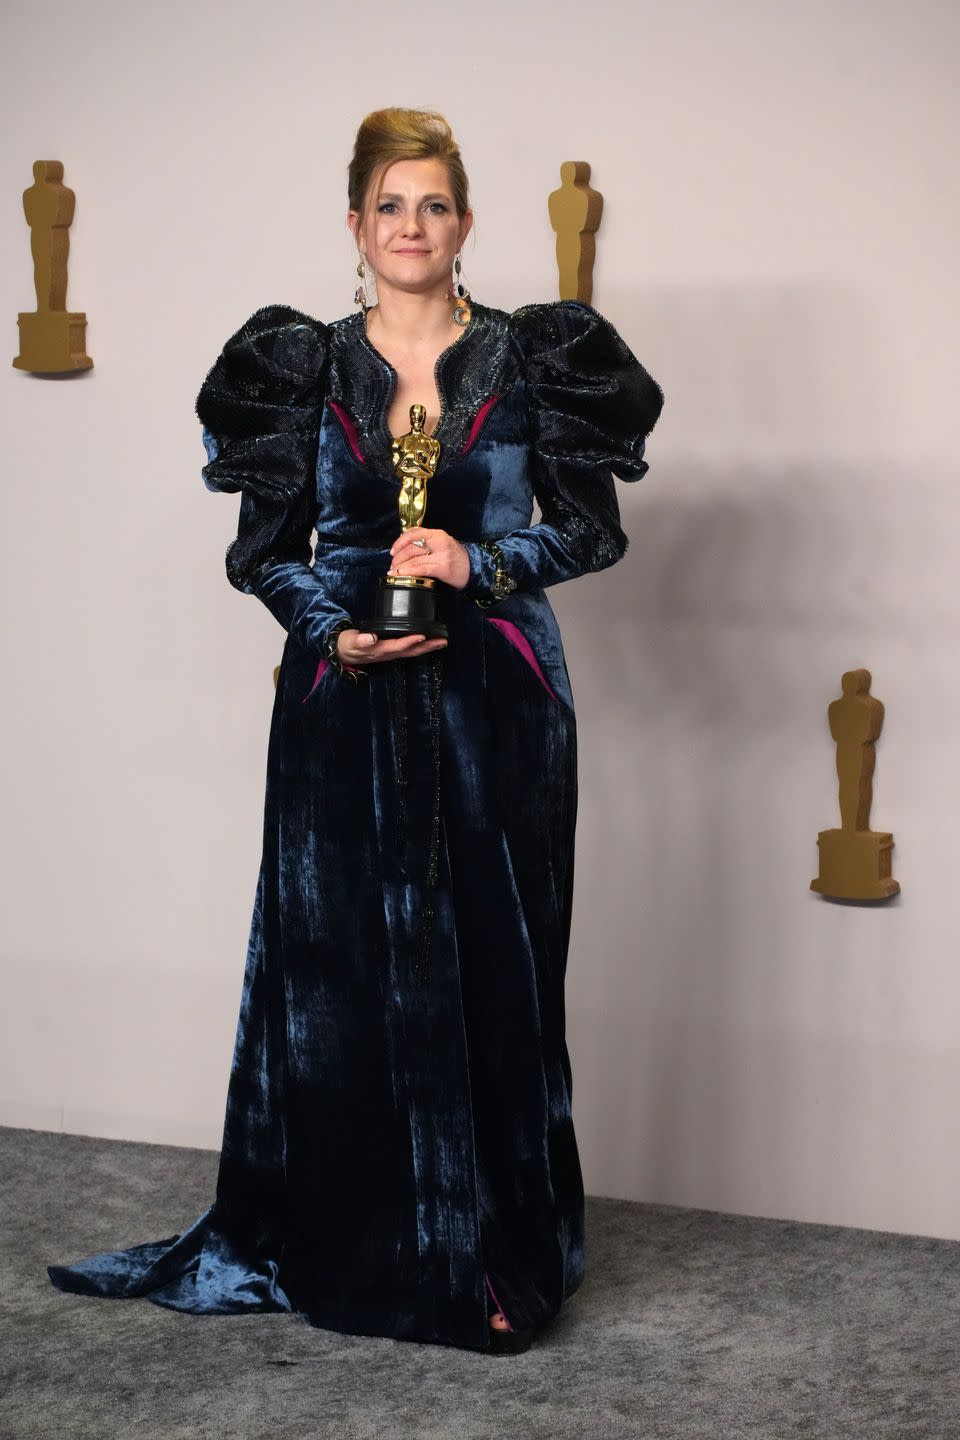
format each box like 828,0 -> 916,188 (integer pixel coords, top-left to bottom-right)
508,301 -> 665,576
196,304 -> 331,597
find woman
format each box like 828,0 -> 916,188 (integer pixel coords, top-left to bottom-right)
47,108 -> 664,1355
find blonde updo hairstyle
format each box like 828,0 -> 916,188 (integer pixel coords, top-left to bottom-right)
347,107 -> 471,242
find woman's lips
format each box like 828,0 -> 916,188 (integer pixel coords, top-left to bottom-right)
394,249 -> 429,255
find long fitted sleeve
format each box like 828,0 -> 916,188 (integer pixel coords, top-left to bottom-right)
459,301 -> 664,601
196,304 -> 356,658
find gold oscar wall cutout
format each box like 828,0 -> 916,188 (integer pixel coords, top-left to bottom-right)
810,669 -> 900,901
549,162 -> 602,303
13,161 -> 93,374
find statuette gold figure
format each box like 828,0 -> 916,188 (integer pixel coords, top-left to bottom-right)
364,403 -> 448,639
392,403 -> 441,532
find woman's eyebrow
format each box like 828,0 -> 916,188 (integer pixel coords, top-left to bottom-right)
377,192 -> 451,202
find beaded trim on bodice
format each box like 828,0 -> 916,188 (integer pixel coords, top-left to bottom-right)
325,302 -> 521,477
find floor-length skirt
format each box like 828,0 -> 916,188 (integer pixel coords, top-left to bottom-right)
49,580 -> 586,1353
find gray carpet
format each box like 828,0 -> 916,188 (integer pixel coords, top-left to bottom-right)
1,1126 -> 957,1439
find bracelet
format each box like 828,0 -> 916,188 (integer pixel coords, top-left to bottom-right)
474,540 -> 518,609
324,617 -> 369,680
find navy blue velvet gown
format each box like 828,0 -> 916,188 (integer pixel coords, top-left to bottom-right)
47,298 -> 663,1352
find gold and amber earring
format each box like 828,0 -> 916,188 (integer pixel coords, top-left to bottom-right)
354,253 -> 370,313
452,252 -> 471,326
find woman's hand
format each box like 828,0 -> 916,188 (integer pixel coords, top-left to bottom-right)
333,529 -> 470,667
388,527 -> 471,591
336,629 -> 447,665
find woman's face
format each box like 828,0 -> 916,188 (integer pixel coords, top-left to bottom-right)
349,157 -> 473,301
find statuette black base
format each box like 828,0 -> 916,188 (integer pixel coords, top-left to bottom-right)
364,577 -> 448,640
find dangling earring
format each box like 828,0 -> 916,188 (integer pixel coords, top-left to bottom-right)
354,254 -> 370,313
451,251 -> 472,326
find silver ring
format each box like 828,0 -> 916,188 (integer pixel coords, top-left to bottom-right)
412,538 -> 428,549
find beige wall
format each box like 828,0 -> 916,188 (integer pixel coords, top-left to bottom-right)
2,0 -> 958,1239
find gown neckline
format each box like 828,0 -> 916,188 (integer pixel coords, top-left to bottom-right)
345,304 -> 488,454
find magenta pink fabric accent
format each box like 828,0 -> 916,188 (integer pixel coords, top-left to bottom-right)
302,656 -> 329,701
328,400 -> 366,464
484,1272 -> 514,1331
459,393 -> 503,455
485,617 -> 558,700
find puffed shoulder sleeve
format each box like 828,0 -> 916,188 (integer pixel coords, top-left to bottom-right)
196,303 -> 328,592
460,300 -> 664,603
196,305 -> 362,673
511,299 -> 664,481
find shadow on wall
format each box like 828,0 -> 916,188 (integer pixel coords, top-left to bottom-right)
556,445 -> 956,1206
573,274 -> 952,729
619,280 -> 900,462
563,453 -> 953,734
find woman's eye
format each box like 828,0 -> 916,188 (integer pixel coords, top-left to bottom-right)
378,202 -> 448,214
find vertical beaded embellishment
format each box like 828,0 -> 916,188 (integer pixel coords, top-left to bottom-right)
390,661 -> 409,867
412,650 -> 445,989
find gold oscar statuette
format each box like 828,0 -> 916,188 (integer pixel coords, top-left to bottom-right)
810,669 -> 900,901
363,403 -> 448,639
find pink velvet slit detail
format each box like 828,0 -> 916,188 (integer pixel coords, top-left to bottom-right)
459,393 -> 503,455
327,400 -> 366,464
485,617 -> 558,700
302,656 -> 329,701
